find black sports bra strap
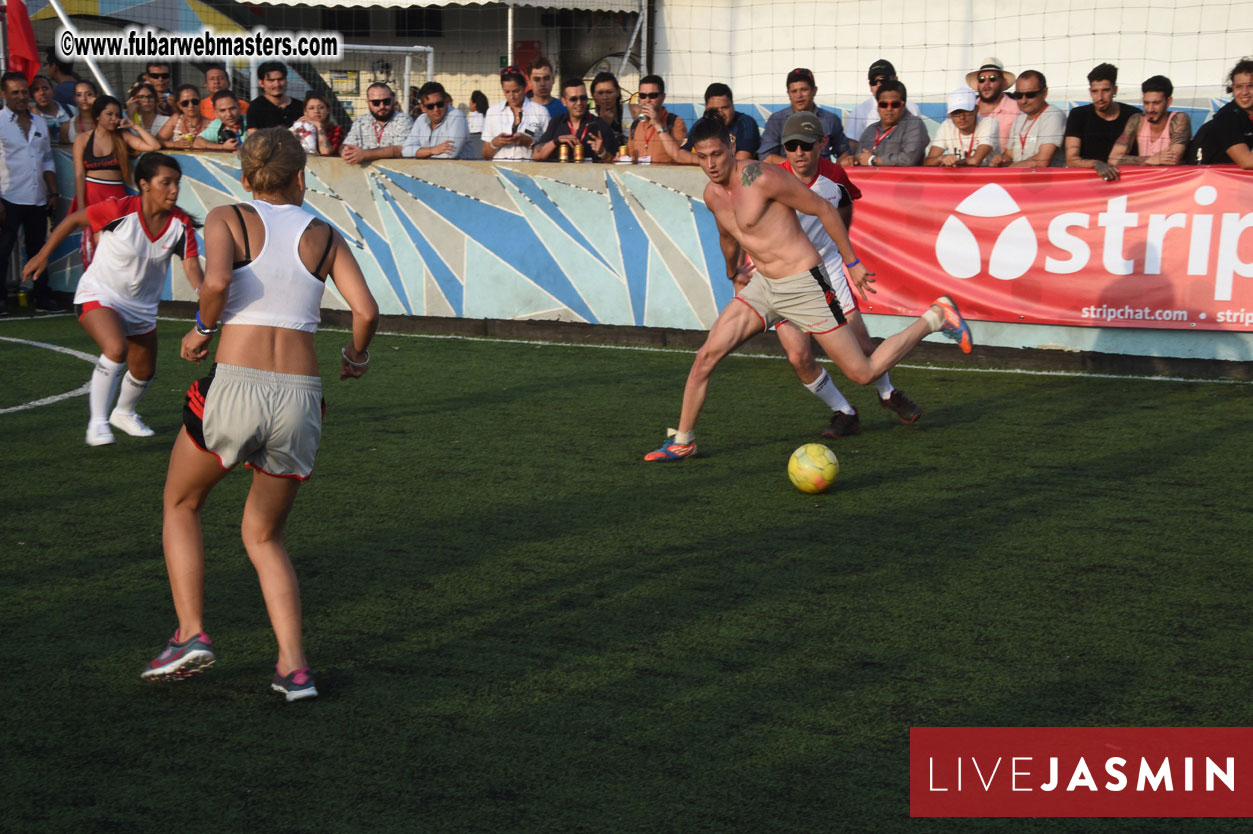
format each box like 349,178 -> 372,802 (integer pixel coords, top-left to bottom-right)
230,204 -> 252,263
312,225 -> 335,279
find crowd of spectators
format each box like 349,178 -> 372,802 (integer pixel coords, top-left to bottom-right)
3,45 -> 1252,315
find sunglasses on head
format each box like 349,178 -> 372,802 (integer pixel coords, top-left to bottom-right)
1014,89 -> 1042,100
369,97 -> 393,106
566,95 -> 589,103
977,74 -> 1001,84
877,99 -> 904,109
422,100 -> 446,110
638,91 -> 662,100
783,139 -> 816,152
148,72 -> 170,79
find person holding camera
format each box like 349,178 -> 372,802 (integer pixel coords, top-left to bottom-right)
195,90 -> 248,151
482,66 -> 550,161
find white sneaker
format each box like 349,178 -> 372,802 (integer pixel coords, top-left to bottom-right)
109,409 -> 155,437
86,421 -> 116,446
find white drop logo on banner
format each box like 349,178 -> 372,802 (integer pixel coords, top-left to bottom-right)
935,183 -> 1038,280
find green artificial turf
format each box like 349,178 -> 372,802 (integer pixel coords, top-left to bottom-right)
0,315 -> 1249,833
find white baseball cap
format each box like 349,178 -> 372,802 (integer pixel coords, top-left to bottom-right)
947,87 -> 978,114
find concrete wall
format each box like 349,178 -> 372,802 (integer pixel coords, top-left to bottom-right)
44,151 -> 1253,364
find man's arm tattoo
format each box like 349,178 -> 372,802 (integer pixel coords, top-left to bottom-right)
741,162 -> 763,187
1169,112 -> 1192,148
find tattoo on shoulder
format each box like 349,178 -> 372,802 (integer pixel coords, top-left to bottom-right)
741,162 -> 763,187
1170,112 -> 1192,145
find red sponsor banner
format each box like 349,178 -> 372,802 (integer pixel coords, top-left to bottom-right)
910,727 -> 1253,817
846,166 -> 1253,331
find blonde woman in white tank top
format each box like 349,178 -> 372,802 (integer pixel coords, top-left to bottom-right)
143,129 -> 379,701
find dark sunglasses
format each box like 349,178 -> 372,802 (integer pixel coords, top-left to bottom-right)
147,72 -> 170,79
422,100 -> 446,110
977,74 -> 1001,84
565,95 -> 589,103
638,92 -> 662,100
180,98 -> 199,106
1013,89 -> 1043,100
869,76 -> 887,86
783,139 -> 816,152
877,99 -> 904,109
369,98 -> 393,106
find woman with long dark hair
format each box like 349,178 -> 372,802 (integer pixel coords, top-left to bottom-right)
142,129 -> 379,702
24,153 -> 203,445
71,94 -> 161,265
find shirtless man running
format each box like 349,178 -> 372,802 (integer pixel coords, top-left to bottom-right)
644,117 -> 973,462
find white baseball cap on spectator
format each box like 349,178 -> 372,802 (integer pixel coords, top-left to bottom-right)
947,87 -> 978,114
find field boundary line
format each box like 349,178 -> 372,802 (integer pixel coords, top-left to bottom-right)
151,318 -> 1253,386
0,336 -> 95,414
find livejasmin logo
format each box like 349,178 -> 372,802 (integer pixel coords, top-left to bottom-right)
910,727 -> 1253,818
928,754 -> 1235,793
934,183 -> 1253,300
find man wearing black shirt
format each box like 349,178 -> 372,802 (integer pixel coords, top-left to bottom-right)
1064,63 -> 1140,181
1204,58 -> 1253,168
248,61 -> 303,133
533,79 -> 614,162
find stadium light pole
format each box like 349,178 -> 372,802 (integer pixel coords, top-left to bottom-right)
42,0 -> 114,97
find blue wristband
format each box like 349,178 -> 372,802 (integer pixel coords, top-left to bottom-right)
194,310 -> 219,336
846,258 -> 860,268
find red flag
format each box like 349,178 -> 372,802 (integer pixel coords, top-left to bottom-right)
6,0 -> 42,83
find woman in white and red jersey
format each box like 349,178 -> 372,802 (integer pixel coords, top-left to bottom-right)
24,152 -> 203,446
141,128 -> 378,702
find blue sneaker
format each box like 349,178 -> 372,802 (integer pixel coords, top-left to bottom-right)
141,631 -> 215,681
934,295 -> 974,354
644,431 -> 696,462
272,666 -> 318,702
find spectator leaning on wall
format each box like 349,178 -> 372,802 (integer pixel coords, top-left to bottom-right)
855,80 -> 927,167
248,61 -> 303,134
1108,76 -> 1191,166
403,81 -> 472,160
1064,63 -> 1141,182
340,83 -> 414,165
990,70 -> 1065,168
760,67 -> 852,165
1197,58 -> 1253,169
967,57 -> 1020,154
846,59 -> 921,155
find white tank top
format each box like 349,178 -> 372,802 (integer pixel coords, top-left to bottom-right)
219,201 -> 327,333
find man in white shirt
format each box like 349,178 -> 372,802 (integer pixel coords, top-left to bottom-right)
846,59 -> 921,154
990,70 -> 1065,168
0,72 -> 59,313
924,87 -> 1000,167
403,81 -> 472,159
482,67 -> 550,162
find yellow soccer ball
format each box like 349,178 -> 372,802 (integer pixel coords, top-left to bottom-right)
788,443 -> 839,494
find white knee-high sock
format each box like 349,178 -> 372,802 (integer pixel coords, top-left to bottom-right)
873,373 -> 893,398
804,368 -> 854,414
113,371 -> 152,416
89,356 -> 126,424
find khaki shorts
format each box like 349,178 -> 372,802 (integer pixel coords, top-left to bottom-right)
735,264 -> 850,334
183,363 -> 324,480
